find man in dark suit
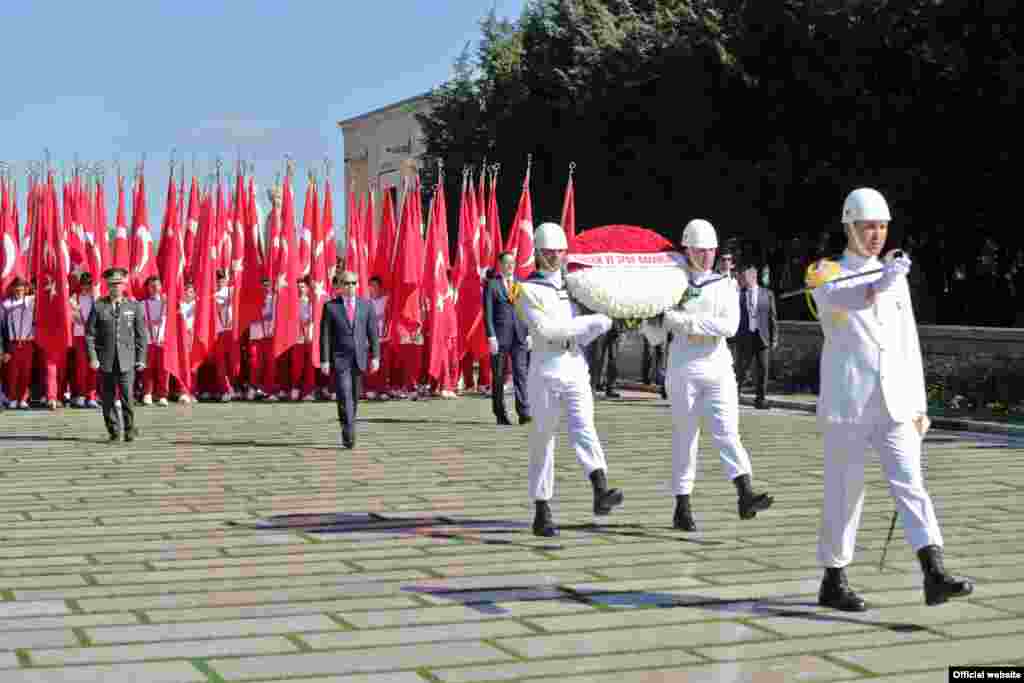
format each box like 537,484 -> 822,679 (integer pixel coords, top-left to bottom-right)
320,271 -> 380,449
484,252 -> 531,425
735,263 -> 778,409
85,267 -> 148,441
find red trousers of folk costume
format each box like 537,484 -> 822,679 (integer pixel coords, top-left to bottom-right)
249,338 -> 279,395
392,343 -> 424,391
5,340 -> 36,402
142,344 -> 169,399
71,336 -> 97,400
289,343 -> 316,396
212,332 -> 234,395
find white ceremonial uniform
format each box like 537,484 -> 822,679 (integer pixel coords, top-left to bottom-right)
643,270 -> 753,495
515,270 -> 613,501
811,250 -> 941,567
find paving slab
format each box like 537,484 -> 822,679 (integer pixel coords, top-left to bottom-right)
0,393 -> 1019,680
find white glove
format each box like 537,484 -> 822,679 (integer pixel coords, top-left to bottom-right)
874,254 -> 912,292
89,360 -> 100,370
370,358 -> 380,373
488,337 -> 499,355
321,363 -> 330,375
526,336 -> 532,351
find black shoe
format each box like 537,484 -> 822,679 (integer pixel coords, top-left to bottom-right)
659,386 -> 667,399
673,494 -> 697,531
605,389 -> 622,399
734,474 -> 773,519
124,428 -> 138,442
519,415 -> 532,426
532,501 -> 559,537
496,416 -> 513,426
917,545 -> 974,606
818,567 -> 867,612
342,431 -> 355,449
754,399 -> 770,409
589,469 -> 624,515
109,432 -> 121,442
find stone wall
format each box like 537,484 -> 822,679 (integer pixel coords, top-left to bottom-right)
614,322 -> 1024,405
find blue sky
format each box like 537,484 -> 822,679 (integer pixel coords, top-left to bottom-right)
1,0 -> 527,239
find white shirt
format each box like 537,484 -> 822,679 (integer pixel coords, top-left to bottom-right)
3,296 -> 35,341
298,297 -> 312,343
180,299 -> 196,333
372,294 -> 388,339
745,285 -> 759,333
214,286 -> 233,334
143,297 -> 167,346
811,250 -> 926,425
72,294 -> 95,337
250,294 -> 275,340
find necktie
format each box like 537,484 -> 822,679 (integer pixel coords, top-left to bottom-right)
346,298 -> 355,323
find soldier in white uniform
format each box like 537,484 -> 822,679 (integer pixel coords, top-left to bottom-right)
811,188 -> 973,611
514,222 -> 623,537
641,220 -> 773,532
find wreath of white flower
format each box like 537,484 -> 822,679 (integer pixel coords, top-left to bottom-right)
565,267 -> 689,320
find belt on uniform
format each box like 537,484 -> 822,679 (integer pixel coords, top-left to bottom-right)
537,339 -> 579,353
687,335 -> 717,345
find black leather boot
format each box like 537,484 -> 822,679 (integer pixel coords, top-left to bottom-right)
818,567 -> 867,612
673,494 -> 697,531
733,474 -> 773,520
589,469 -> 624,515
917,545 -> 974,606
532,501 -> 559,537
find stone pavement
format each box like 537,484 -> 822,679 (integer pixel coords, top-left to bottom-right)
1,393 -> 1022,682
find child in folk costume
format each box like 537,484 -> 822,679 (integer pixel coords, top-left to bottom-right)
212,270 -> 235,401
810,188 -> 973,611
141,275 -> 169,406
363,276 -> 391,400
247,277 -> 278,401
289,277 -> 317,401
2,277 -> 35,409
177,282 -> 197,403
70,272 -> 99,407
641,219 -> 773,532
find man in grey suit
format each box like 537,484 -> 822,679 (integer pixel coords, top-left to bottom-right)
85,267 -> 148,441
735,263 -> 778,409
320,271 -> 380,449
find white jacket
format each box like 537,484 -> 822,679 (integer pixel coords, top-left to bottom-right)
516,270 -> 611,378
811,250 -> 927,425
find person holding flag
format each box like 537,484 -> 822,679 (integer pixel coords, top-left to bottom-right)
70,272 -> 99,407
140,275 -> 169,406
2,277 -> 35,409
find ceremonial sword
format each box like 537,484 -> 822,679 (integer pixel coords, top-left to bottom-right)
777,250 -> 906,300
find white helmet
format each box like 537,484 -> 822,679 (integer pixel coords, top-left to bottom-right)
534,222 -> 568,250
680,219 -> 718,249
842,188 -> 891,223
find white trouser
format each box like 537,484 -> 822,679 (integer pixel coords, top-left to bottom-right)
667,362 -> 752,495
817,390 -> 944,568
527,365 -> 608,501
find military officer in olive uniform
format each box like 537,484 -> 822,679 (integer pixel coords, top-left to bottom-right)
85,267 -> 148,442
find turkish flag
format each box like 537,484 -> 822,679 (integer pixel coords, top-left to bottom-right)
308,179 -> 329,365
505,176 -> 534,280
237,177 -> 266,336
299,180 -> 313,279
362,189 -> 375,291
155,177 -> 186,390
182,176 -> 199,281
129,172 -> 158,299
189,190 -> 218,371
34,174 -> 72,360
270,174 -> 300,363
423,182 -> 453,381
561,173 -> 576,247
372,186 -> 397,292
485,172 -> 503,273
1,178 -> 27,293
322,177 -> 337,284
344,187 -> 364,296
111,175 -> 130,271
455,174 -> 484,362
91,177 -> 111,291
386,178 -> 425,345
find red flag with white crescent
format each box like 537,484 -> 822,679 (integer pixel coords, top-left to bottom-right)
92,177 -> 111,289
560,172 -> 576,246
506,172 -> 534,280
299,179 -> 313,278
322,177 -> 337,283
34,174 -> 72,360
424,182 -> 453,381
111,175 -> 130,270
308,179 -> 329,364
129,172 -> 158,298
155,176 -> 185,390
270,173 -> 300,362
237,178 -> 266,335
183,176 -> 199,281
1,178 -> 27,293
189,191 -> 218,371
344,186 -> 364,295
